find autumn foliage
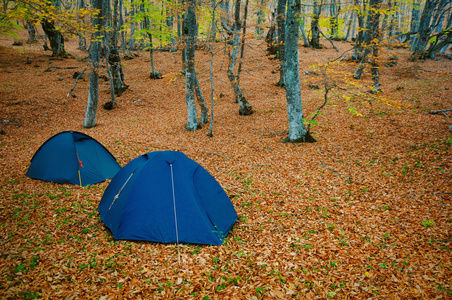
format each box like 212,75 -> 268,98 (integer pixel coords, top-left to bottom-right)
0,27 -> 451,299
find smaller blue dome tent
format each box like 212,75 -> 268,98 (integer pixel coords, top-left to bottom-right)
98,151 -> 238,245
26,131 -> 121,186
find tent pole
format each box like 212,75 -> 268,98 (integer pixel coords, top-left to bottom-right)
170,164 -> 181,264
109,173 -> 134,210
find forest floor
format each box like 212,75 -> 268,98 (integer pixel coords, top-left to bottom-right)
0,28 -> 451,299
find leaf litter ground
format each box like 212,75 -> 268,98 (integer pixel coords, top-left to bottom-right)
0,30 -> 451,299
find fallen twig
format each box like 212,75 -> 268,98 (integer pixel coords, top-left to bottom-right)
319,30 -> 340,52
427,108 -> 452,119
66,68 -> 86,98
441,192 -> 451,199
44,66 -> 77,72
307,65 -> 330,133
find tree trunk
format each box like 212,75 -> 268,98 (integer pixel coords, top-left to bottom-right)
128,3 -> 136,50
166,8 -> 177,51
283,0 -> 314,143
255,0 -> 265,39
26,21 -> 37,44
103,0 -> 128,97
41,0 -> 68,57
77,0 -> 87,50
227,29 -> 243,101
142,0 -> 161,79
386,0 -> 394,49
310,0 -> 321,49
432,0 -> 447,33
329,0 -> 340,40
184,0 -> 200,130
41,21 -> 67,57
237,0 -> 250,84
182,0 -> 208,119
108,43 -> 128,95
208,0 -> 217,137
84,0 -> 103,128
276,0 -> 287,86
344,10 -> 355,41
265,14 -> 277,55
425,27 -> 452,58
300,4 -> 310,47
148,32 -> 156,74
177,0 -> 182,41
220,0 -> 230,21
227,0 -> 253,115
119,0 -> 126,53
194,74 -> 208,123
78,35 -> 87,51
139,0 -> 148,49
409,0 -> 421,46
354,0 -> 381,81
105,51 -> 117,106
370,0 -> 382,93
393,0 -> 402,40
352,0 -> 365,60
41,2 -> 67,60
439,11 -> 452,54
411,0 -> 436,59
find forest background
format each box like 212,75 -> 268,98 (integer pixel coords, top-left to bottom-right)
0,0 -> 451,298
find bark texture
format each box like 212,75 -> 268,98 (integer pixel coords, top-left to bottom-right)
411,0 -> 438,59
83,0 -> 103,128
184,0 -> 200,130
41,20 -> 67,57
352,0 -> 365,60
284,0 -> 314,143
107,0 -> 128,96
226,0 -> 253,115
26,22 -> 37,44
310,0 -> 321,49
276,0 -> 287,86
353,0 -> 381,83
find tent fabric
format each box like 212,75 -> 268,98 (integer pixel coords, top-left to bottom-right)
26,131 -> 121,186
98,151 -> 238,245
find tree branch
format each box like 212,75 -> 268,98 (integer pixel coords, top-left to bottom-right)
66,68 -> 86,98
44,66 -> 77,72
319,29 -> 340,52
221,22 -> 234,36
427,108 -> 452,119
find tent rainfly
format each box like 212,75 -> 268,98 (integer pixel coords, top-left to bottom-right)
98,151 -> 238,245
26,131 -> 121,186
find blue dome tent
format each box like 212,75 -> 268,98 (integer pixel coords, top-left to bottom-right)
98,151 -> 238,245
26,131 -> 121,186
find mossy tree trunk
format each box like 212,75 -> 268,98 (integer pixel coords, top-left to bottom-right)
41,0 -> 67,58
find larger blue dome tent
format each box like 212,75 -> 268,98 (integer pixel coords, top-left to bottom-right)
26,131 -> 121,186
98,151 -> 238,245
